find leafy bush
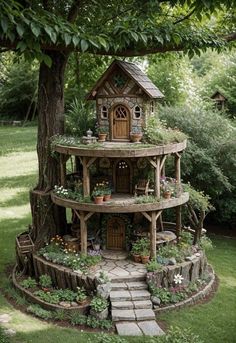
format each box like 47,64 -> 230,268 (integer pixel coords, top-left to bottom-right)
39,274 -> 52,288
52,309 -> 69,321
159,104 -> 236,226
34,290 -> 60,304
199,236 -> 213,251
162,326 -> 204,343
20,277 -> 37,289
135,195 -> 159,204
87,333 -> 126,343
90,296 -> 108,312
144,114 -> 187,145
27,304 -> 52,320
54,289 -> 77,302
146,259 -> 162,272
157,244 -> 183,263
70,312 -> 87,326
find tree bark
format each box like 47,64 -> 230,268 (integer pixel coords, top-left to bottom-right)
30,50 -> 69,248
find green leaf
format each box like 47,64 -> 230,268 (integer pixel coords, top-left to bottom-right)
50,31 -> 57,44
16,23 -> 25,37
72,36 -> 80,47
139,33 -> 147,43
1,17 -> 8,33
43,54 -> 52,68
7,31 -> 15,43
16,41 -> 27,52
130,31 -> 139,42
64,33 -> 71,46
80,39 -> 89,52
155,35 -> 163,44
98,36 -> 107,49
31,22 -> 41,37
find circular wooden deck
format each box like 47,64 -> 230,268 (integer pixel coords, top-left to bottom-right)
51,192 -> 189,213
53,140 -> 187,158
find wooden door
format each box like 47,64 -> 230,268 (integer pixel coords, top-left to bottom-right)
112,105 -> 129,140
107,217 -> 125,250
116,160 -> 130,193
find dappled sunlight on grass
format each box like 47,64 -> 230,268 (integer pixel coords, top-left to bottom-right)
0,203 -> 31,220
0,151 -> 37,178
0,187 -> 28,202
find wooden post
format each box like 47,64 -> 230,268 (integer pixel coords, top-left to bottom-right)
154,157 -> 161,198
80,211 -> 87,255
82,157 -> 90,196
150,211 -> 157,259
176,205 -> 182,238
175,153 -> 181,183
60,155 -> 66,187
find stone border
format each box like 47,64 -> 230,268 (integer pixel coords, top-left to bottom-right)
153,265 -> 216,314
12,265 -> 90,314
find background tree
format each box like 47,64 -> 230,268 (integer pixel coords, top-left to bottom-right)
0,0 -> 235,245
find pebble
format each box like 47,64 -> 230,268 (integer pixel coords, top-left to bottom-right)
151,296 -> 161,306
59,301 -> 71,308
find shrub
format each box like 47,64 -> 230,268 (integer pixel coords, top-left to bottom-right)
70,312 -> 87,326
87,333 -> 127,343
39,274 -> 52,288
162,326 -> 204,343
34,290 -> 60,304
52,309 -> 69,321
20,277 -> 37,289
27,304 -> 52,320
90,296 -> 108,312
199,236 -> 213,251
0,326 -> 10,343
146,259 -> 162,272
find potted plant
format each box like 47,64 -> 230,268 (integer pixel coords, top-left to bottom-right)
131,241 -> 142,263
92,184 -> 105,204
97,127 -> 108,142
130,127 -> 143,143
103,182 -> 112,201
76,286 -> 87,305
90,296 -> 108,320
141,248 -> 150,264
139,237 -> 150,264
39,274 -> 52,291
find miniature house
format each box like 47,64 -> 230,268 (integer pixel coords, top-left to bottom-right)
87,60 -> 164,141
211,91 -> 227,110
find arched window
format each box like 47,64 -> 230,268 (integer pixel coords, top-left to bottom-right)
101,105 -> 108,119
134,106 -> 142,119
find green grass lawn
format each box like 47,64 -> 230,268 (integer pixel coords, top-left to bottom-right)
0,125 -> 236,343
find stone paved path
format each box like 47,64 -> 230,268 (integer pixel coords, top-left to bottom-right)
95,256 -> 147,281
110,279 -> 164,336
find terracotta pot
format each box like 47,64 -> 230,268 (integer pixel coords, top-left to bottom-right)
133,254 -> 142,263
130,133 -> 142,143
163,191 -> 172,199
104,194 -> 111,201
94,196 -> 104,204
98,133 -> 107,142
141,255 -> 150,264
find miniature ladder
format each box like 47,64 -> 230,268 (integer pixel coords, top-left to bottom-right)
110,280 -> 165,336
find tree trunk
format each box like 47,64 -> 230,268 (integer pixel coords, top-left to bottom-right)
30,51 -> 69,248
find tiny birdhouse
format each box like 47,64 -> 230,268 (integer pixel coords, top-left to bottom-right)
86,60 -> 164,142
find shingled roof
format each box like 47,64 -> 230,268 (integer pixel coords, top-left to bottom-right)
86,59 -> 164,100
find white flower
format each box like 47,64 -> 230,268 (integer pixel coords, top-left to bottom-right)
174,273 -> 184,285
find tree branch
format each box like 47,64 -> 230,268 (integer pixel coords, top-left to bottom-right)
67,0 -> 82,23
174,9 -> 195,25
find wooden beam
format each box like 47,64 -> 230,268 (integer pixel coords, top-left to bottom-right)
155,210 -> 162,221
73,209 -> 81,221
160,155 -> 167,171
141,211 -> 152,222
154,157 -> 161,198
150,211 -> 157,259
80,211 -> 87,255
146,157 -> 157,169
84,212 -> 94,222
176,206 -> 182,238
159,213 -> 164,231
82,157 -> 90,196
86,157 -> 97,169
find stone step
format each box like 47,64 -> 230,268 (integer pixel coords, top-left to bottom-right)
111,281 -> 148,291
110,289 -> 150,302
112,308 -> 156,322
110,275 -> 146,282
112,300 -> 153,310
115,320 -> 164,336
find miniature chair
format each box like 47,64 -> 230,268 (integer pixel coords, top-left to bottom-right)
134,179 -> 154,196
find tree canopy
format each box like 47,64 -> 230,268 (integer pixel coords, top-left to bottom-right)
0,0 -> 235,64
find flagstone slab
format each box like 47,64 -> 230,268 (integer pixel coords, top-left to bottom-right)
112,309 -> 136,321
138,320 -> 165,336
135,309 -> 155,320
110,290 -> 131,301
112,301 -> 134,310
116,322 -> 143,336
130,290 -> 150,300
126,281 -> 148,290
133,300 -> 153,309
